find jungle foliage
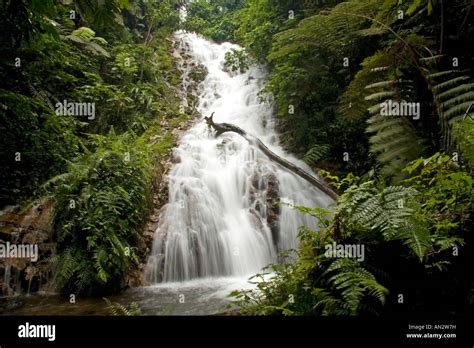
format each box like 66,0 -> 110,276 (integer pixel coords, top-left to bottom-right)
188,0 -> 474,178
0,0 -> 188,295
231,153 -> 472,315
1,0 -> 473,314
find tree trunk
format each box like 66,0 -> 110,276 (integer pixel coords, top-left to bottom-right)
204,113 -> 339,200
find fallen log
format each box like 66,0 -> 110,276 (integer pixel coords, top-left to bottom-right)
204,113 -> 339,200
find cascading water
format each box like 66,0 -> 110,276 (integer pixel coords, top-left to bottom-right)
145,31 -> 333,284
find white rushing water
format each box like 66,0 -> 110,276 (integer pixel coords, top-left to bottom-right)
145,31 -> 333,283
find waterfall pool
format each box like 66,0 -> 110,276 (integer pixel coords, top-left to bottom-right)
2,276 -> 256,315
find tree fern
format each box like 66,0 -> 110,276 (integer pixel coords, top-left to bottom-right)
422,60 -> 474,150
339,44 -> 425,179
268,0 -> 383,62
337,3 -> 474,175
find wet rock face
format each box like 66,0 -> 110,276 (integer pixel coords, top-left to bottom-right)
248,168 -> 280,249
0,199 -> 56,297
265,173 -> 280,246
174,36 -> 208,110
129,165 -> 169,287
188,63 -> 208,84
216,141 -> 281,240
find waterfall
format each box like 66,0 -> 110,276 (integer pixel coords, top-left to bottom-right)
145,31 -> 333,283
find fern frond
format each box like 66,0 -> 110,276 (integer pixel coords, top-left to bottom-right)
426,70 -> 459,79
367,115 -> 423,178
436,83 -> 474,101
323,258 -> 388,315
396,220 -> 431,261
423,60 -> 474,149
365,91 -> 397,101
303,144 -> 330,166
103,298 -> 141,316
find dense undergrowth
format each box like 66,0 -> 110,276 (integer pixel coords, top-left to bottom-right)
0,0 -> 191,295
230,153 -> 472,315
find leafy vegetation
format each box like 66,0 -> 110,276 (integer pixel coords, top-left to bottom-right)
46,131 -> 153,294
224,48 -> 251,74
189,0 -> 473,178
186,0 -> 473,316
231,153 -> 472,315
0,0 -> 190,295
103,298 -> 142,316
183,0 -> 245,42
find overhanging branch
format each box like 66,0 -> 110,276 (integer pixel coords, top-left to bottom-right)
204,113 -> 339,200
